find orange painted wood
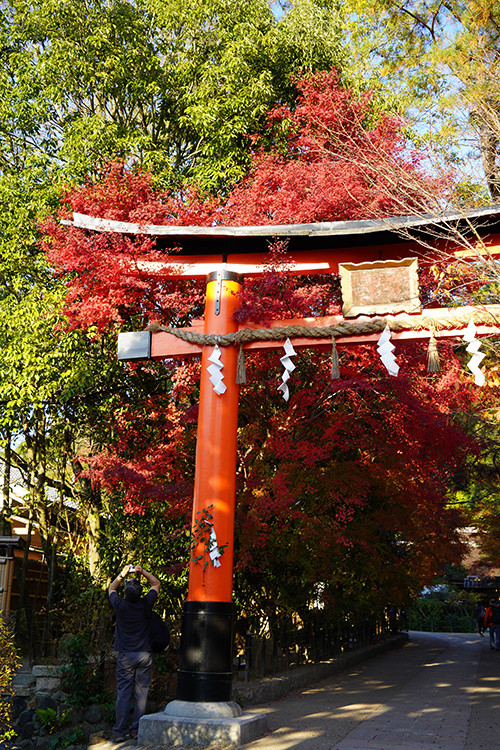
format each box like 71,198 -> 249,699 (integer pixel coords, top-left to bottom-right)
146,306 -> 500,358
132,241 -> 423,278
150,331 -> 203,357
128,237 -> 500,278
187,274 -> 242,603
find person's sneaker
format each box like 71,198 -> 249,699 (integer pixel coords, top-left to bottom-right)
130,730 -> 138,739
110,731 -> 129,743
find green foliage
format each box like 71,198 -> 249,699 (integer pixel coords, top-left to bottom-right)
0,616 -> 21,743
0,0 -> 347,192
408,587 -> 480,632
48,725 -> 86,750
93,495 -> 189,628
342,0 -> 500,201
446,403 -> 500,566
190,505 -> 229,583
60,633 -> 109,706
35,707 -> 69,734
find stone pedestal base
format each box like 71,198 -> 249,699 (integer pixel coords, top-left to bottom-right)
138,700 -> 267,748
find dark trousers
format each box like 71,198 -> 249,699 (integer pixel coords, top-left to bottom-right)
114,651 -> 153,734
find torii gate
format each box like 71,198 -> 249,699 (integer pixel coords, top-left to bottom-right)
69,206 -> 500,743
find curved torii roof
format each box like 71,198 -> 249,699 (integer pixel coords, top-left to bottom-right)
66,204 -> 500,255
96,203 -> 500,358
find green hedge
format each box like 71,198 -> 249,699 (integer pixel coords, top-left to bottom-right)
408,589 -> 480,633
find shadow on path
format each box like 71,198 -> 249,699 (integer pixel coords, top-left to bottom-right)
241,631 -> 500,750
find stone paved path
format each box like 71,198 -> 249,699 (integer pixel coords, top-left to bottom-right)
100,631 -> 500,750
240,632 -> 495,750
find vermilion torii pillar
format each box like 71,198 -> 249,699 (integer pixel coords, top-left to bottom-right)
75,207 -> 500,713
120,263 -> 336,704
177,269 -> 242,702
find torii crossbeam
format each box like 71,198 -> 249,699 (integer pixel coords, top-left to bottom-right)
68,207 -> 500,735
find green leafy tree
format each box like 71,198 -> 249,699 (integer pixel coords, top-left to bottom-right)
341,0 -> 500,203
0,617 -> 20,743
0,0 -> 350,653
1,0 -> 346,191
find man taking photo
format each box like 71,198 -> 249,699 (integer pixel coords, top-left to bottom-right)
108,564 -> 161,741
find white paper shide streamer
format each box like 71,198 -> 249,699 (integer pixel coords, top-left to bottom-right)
208,526 -> 222,567
277,338 -> 297,401
377,324 -> 399,377
207,345 -> 226,394
463,319 -> 485,387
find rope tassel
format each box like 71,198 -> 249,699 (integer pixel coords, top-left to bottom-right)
236,343 -> 247,384
331,337 -> 340,379
427,330 -> 441,373
147,311 -> 497,350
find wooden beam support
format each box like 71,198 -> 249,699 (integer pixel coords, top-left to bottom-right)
118,305 -> 500,361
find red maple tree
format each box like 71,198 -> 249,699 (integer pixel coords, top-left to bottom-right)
220,70 -> 445,226
43,71 -> 480,607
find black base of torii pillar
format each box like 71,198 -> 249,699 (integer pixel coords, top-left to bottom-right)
176,600 -> 235,702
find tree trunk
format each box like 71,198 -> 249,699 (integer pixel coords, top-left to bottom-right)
1,430 -> 11,536
480,131 -> 500,200
13,512 -> 35,662
72,453 -> 103,579
18,409 -> 55,657
86,502 -> 102,578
